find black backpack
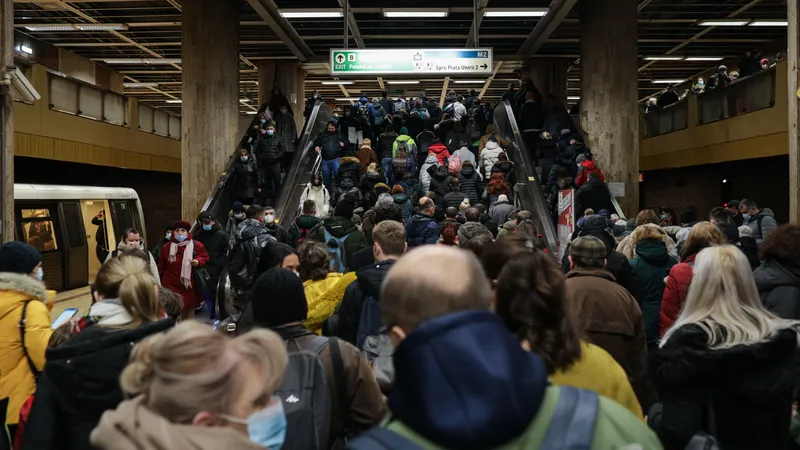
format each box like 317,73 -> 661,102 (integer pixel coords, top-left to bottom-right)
279,334 -> 347,450
228,237 -> 259,290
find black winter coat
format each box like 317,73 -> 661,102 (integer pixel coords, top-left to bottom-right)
443,189 -> 469,210
266,223 -> 288,244
21,320 -> 174,450
654,325 -> 798,450
193,226 -> 229,278
377,132 -> 398,161
337,259 -> 397,346
629,240 -> 677,342
337,157 -> 363,188
519,101 -> 546,131
255,135 -> 285,165
314,132 -> 343,161
574,178 -> 612,215
458,164 -> 482,205
427,165 -> 453,204
755,260 -> 800,320
405,213 -> 439,248
233,158 -> 261,200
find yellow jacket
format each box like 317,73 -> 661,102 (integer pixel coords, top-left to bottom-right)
303,272 -> 357,333
0,273 -> 54,424
549,341 -> 644,420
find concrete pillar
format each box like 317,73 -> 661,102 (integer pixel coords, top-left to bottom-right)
257,61 -> 305,130
181,0 -> 239,221
580,0 -> 639,217
1,0 -> 13,242
527,58 -> 569,108
789,0 -> 800,222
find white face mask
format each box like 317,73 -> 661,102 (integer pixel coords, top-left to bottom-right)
265,214 -> 275,223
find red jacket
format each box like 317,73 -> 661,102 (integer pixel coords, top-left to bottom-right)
575,160 -> 605,187
659,253 -> 697,337
158,236 -> 210,310
428,143 -> 451,166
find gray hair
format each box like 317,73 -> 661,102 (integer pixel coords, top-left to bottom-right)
376,193 -> 394,208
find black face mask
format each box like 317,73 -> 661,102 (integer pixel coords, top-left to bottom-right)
312,180 -> 322,186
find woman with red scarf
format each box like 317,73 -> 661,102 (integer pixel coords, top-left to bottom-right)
157,220 -> 210,319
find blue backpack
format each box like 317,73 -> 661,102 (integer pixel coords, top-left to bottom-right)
356,294 -> 395,391
324,228 -> 352,273
346,386 -> 599,449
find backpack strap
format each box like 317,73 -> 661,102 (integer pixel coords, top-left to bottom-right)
19,301 -> 41,379
329,338 -> 351,431
540,386 -> 599,450
346,426 -> 421,450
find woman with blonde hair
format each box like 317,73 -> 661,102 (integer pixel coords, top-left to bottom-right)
616,209 -> 677,261
21,254 -> 173,450
659,222 -> 726,337
298,242 -> 357,333
90,321 -> 288,449
654,245 -> 798,450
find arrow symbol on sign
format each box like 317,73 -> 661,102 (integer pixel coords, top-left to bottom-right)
481,63 -> 488,70
336,54 -> 345,64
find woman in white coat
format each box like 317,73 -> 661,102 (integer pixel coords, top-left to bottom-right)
299,173 -> 330,218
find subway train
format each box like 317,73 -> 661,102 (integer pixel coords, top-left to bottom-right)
13,184 -> 145,292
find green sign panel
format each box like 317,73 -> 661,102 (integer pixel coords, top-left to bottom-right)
330,48 -> 493,76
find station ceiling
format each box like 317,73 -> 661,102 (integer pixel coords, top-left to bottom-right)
12,0 -> 789,115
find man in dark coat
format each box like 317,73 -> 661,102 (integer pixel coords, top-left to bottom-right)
427,165 -> 453,206
443,179 -> 469,210
194,211 -> 230,319
254,122 -> 285,199
406,197 -> 439,248
574,171 -> 612,215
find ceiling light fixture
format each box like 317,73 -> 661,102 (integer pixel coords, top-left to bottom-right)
334,98 -> 358,101
684,56 -> 724,61
104,58 -> 181,64
165,100 -> 182,104
749,20 -> 788,26
246,111 -> 258,115
239,99 -> 251,103
697,19 -> 749,26
24,23 -> 129,31
567,96 -> 580,100
123,82 -> 158,88
483,8 -> 548,18
17,45 -> 33,55
644,56 -> 684,61
651,79 -> 686,84
382,9 -> 449,18
386,80 -> 420,85
321,81 -> 354,85
279,9 -> 342,19
453,80 -> 486,84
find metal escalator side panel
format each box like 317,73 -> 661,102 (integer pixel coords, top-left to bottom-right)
492,101 -> 559,257
274,102 -> 333,226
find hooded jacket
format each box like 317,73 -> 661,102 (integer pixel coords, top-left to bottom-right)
303,272 -> 358,333
574,178 -> 612,216
565,268 -> 649,410
21,319 -> 174,450
393,134 -> 418,157
575,159 -> 605,187
489,199 -> 514,226
309,215 -> 368,271
744,208 -> 778,244
630,240 -> 678,342
496,219 -> 517,239
457,221 -> 492,244
458,163 -> 482,205
337,259 -> 397,346
90,396 -> 264,450
478,125 -> 510,153
659,253 -> 698,338
480,140 -> 505,179
443,189 -> 468,211
419,154 -> 439,193
299,182 -> 330,218
337,156 -> 363,188
0,273 -> 53,425
654,325 -> 798,450
392,193 -> 413,222
617,224 -> 678,262
452,145 -> 477,168
287,214 -> 321,248
427,143 -> 450,166
755,260 -> 800,320
427,165 -> 453,202
355,146 -> 378,172
377,131 -> 398,161
406,212 -> 439,248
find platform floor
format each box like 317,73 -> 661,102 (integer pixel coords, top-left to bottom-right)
51,287 -> 93,321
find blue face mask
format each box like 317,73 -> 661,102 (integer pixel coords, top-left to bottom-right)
165,232 -> 172,240
260,119 -> 267,125
221,397 -> 286,449
742,213 -> 751,221
266,129 -> 275,136
279,108 -> 288,114
174,233 -> 188,243
202,224 -> 213,231
36,267 -> 43,281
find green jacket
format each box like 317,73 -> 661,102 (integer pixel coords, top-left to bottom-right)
383,386 -> 663,449
630,239 -> 677,342
287,214 -> 321,248
392,135 -> 417,157
309,215 -> 368,270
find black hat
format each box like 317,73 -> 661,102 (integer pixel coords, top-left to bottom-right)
0,242 -> 42,274
579,214 -> 609,234
335,195 -> 357,219
724,199 -> 740,208
196,211 -> 214,222
165,223 -> 175,232
232,202 -> 245,213
250,268 -> 307,327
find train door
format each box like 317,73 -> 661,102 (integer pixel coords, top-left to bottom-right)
17,205 -> 64,291
81,200 -> 107,280
57,202 -> 89,290
107,200 -> 137,244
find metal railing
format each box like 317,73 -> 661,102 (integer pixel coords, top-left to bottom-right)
643,99 -> 688,137
698,66 -> 776,125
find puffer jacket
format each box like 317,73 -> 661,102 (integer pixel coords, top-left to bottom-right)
575,160 -> 605,187
617,224 -> 678,261
491,160 -> 515,185
392,193 -> 413,222
313,131 -> 343,161
457,221 -> 492,243
308,215 -> 368,271
744,208 -> 778,244
427,165 -> 453,202
458,163 -> 482,205
254,134 -> 285,165
428,143 -> 450,166
336,157 -> 362,188
489,200 -> 514,226
303,272 -> 358,333
630,240 -> 677,342
233,157 -> 262,200
0,273 -> 53,425
419,154 -> 439,193
443,189 -> 469,211
406,213 -> 439,248
659,252 -> 698,337
755,260 -> 800,320
377,132 -> 397,161
480,140 -> 505,178
299,183 -> 330,218
478,125 -> 510,153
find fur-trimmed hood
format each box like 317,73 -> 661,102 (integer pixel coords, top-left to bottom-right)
616,223 -> 678,261
0,272 -> 49,306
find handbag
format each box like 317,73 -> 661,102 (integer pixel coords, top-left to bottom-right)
193,268 -> 212,294
684,395 -> 721,450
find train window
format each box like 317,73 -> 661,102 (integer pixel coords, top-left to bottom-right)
20,208 -> 58,252
59,203 -> 86,248
109,201 -> 134,240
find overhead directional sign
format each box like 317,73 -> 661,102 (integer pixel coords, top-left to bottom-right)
330,48 -> 493,76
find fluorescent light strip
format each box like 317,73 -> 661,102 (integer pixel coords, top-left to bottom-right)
18,45 -> 33,55
386,81 -> 420,85
123,82 -> 158,88
104,58 -> 181,64
165,100 -> 182,104
684,56 -> 724,61
567,96 -> 580,101
382,9 -> 449,18
697,20 -> 749,26
279,10 -> 342,18
483,8 -> 548,18
749,20 -> 787,26
334,98 -> 358,101
321,81 -> 354,85
644,56 -> 684,61
239,99 -> 251,103
453,80 -> 486,84
24,23 -> 129,31
651,79 -> 685,84
246,111 -> 258,115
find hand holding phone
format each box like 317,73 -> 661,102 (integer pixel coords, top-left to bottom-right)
52,308 -> 79,329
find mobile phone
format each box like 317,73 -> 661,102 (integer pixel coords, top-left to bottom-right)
51,308 -> 79,329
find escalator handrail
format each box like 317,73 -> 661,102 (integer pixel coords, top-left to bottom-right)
494,100 -> 559,257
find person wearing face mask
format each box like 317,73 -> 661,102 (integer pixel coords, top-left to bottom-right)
157,221 -> 210,320
371,98 -> 387,132
314,121 -> 344,191
227,202 -> 248,247
232,147 -> 262,206
90,321 -> 288,450
338,105 -> 362,152
300,175 -> 330,219
305,90 -> 323,120
273,104 -> 297,174
105,228 -> 161,285
0,242 -> 54,442
261,206 -> 287,244
254,122 -> 285,200
194,212 -> 230,320
739,198 -> 778,245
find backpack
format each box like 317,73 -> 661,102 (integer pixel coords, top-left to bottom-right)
392,157 -> 409,179
447,152 -> 462,176
356,295 -> 395,392
396,141 -> 408,158
357,103 -> 371,121
293,221 -> 311,247
324,228 -> 352,273
228,237 -> 259,290
278,335 -> 346,450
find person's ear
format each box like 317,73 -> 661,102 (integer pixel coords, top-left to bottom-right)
402,242 -> 408,254
568,256 -> 575,270
390,325 -> 407,348
192,411 -> 222,427
603,258 -> 608,269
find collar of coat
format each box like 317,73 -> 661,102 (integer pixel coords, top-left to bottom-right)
565,267 -> 616,282
0,272 -> 48,302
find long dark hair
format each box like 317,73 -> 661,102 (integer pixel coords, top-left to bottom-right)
495,245 -> 582,374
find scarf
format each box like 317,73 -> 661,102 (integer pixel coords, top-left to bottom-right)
168,237 -> 194,289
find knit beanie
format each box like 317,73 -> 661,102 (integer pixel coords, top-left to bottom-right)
0,242 -> 42,274
232,202 -> 245,213
399,127 -> 409,135
335,196 -> 357,219
250,268 -> 307,327
173,220 -> 192,231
